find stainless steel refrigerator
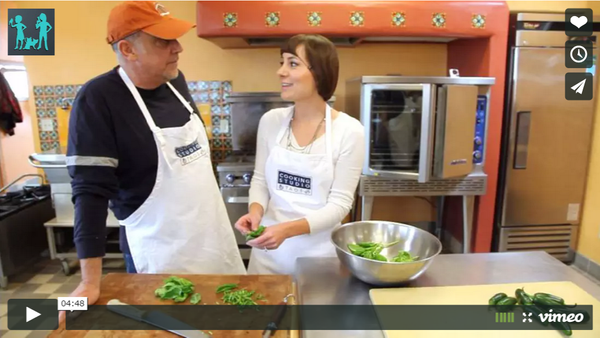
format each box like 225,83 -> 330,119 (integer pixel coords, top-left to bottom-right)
494,13 -> 599,262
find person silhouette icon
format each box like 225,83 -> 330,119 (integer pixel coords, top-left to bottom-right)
35,13 -> 52,50
8,15 -> 26,50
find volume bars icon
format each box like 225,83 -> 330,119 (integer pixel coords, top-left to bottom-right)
495,312 -> 514,323
571,78 -> 587,94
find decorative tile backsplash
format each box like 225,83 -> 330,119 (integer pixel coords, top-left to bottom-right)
32,79 -> 234,163
186,80 -> 232,163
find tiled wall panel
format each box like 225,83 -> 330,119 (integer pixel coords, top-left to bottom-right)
32,80 -> 233,163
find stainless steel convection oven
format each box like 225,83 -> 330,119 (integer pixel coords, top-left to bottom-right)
345,75 -> 495,253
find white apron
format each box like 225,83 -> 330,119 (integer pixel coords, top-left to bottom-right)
247,104 -> 337,275
117,67 -> 246,275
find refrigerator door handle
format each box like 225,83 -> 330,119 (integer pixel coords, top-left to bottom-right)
513,111 -> 531,169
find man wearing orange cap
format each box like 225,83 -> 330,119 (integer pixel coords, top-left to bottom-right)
64,1 -> 246,316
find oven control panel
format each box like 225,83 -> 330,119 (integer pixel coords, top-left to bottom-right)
219,171 -> 253,187
473,95 -> 487,164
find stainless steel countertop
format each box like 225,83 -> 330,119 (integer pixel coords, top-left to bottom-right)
294,251 -> 600,338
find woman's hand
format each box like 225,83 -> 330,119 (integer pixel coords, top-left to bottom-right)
235,212 -> 262,235
246,223 -> 290,250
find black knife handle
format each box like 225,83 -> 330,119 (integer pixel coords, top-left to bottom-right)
263,302 -> 288,335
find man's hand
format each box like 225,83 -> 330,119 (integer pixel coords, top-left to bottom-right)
58,258 -> 103,326
58,282 -> 100,325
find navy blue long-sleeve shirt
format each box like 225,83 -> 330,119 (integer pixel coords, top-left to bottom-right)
67,66 -> 201,259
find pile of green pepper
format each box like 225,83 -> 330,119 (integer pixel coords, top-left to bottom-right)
488,288 -> 588,337
215,283 -> 267,310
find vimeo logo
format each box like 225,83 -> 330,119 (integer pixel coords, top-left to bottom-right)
521,308 -> 588,325
539,309 -> 586,323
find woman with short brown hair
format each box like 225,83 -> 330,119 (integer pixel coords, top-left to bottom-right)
235,34 -> 365,275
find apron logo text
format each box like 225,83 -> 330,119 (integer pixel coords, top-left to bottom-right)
277,171 -> 312,195
175,139 -> 205,165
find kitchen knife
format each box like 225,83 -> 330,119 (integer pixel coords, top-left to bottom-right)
262,294 -> 294,338
107,299 -> 210,338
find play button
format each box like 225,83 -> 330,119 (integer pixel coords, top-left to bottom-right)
7,299 -> 58,330
26,307 -> 41,322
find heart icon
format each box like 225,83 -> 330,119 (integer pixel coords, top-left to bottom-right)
571,15 -> 588,28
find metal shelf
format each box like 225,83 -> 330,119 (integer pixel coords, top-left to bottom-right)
44,218 -> 122,275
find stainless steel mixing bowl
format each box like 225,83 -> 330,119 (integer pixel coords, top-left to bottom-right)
331,220 -> 442,286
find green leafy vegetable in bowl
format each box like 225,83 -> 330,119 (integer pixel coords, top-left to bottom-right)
391,250 -> 419,262
347,240 -> 399,262
154,276 -> 195,303
347,241 -> 419,262
246,225 -> 266,241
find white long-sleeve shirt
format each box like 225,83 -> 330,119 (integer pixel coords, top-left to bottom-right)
248,106 -> 366,234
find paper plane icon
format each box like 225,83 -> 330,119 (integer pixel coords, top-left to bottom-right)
571,79 -> 586,94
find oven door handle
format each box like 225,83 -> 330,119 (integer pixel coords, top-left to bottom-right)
226,196 -> 249,204
418,84 -> 436,183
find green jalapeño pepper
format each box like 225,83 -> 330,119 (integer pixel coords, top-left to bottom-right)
489,293 -> 507,305
515,288 -> 534,305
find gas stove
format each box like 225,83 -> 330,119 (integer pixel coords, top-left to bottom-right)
216,152 -> 256,261
0,185 -> 51,219
0,184 -> 54,288
216,152 -> 255,187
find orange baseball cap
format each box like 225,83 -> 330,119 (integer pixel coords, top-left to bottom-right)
106,1 -> 196,44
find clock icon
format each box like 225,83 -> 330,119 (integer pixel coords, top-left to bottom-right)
566,41 -> 593,68
570,45 -> 588,63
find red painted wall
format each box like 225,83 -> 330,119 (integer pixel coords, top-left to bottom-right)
446,19 -> 509,252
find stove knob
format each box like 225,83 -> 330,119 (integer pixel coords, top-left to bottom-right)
243,173 -> 252,184
473,151 -> 482,160
226,174 -> 235,184
474,137 -> 482,146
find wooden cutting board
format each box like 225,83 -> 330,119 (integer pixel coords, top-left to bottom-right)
369,281 -> 600,338
49,273 -> 298,338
